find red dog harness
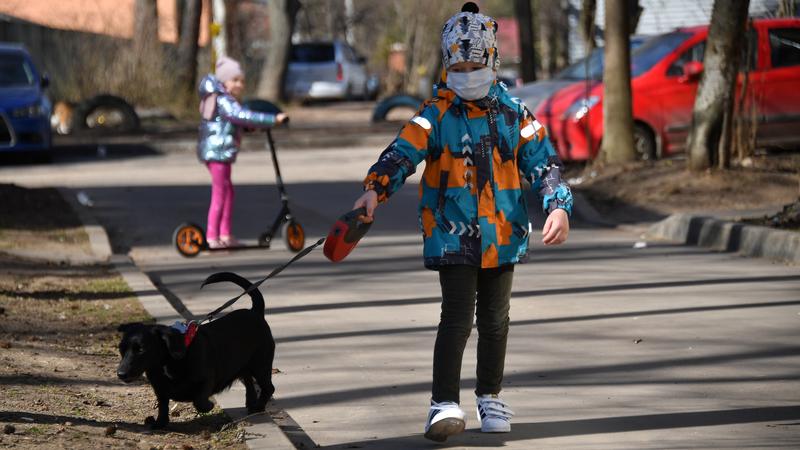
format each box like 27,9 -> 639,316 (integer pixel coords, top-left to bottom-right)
183,321 -> 199,347
171,320 -> 199,347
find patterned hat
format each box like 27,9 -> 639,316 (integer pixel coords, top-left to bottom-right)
441,2 -> 499,70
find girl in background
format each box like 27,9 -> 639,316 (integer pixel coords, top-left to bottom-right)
197,56 -> 287,248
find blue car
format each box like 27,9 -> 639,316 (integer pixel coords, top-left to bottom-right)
0,43 -> 52,154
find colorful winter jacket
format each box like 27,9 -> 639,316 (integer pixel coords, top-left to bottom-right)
197,74 -> 278,163
364,81 -> 573,270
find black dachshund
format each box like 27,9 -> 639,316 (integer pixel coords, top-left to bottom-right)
117,272 -> 275,429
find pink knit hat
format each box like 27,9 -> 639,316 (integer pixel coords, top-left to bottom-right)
215,56 -> 243,83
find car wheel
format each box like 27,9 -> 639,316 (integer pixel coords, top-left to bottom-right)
371,95 -> 425,122
242,99 -> 283,115
71,95 -> 140,134
633,123 -> 657,161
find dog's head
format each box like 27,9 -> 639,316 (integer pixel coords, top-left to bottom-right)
116,323 -> 187,383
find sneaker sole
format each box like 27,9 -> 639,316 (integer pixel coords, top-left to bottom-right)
424,417 -> 465,442
481,426 -> 511,433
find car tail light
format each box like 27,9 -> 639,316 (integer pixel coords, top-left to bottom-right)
336,63 -> 343,82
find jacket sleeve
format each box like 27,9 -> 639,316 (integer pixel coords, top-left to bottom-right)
516,107 -> 574,216
363,102 -> 438,203
217,95 -> 277,127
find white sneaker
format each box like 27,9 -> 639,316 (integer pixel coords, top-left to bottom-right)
476,394 -> 514,433
207,239 -> 224,249
424,400 -> 466,442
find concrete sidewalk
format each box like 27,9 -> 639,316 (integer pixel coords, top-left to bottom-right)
133,229 -> 800,449
21,146 -> 799,449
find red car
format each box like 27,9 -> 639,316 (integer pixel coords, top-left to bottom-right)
534,18 -> 800,161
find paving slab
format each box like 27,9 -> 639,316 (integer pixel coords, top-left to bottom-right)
3,145 -> 799,449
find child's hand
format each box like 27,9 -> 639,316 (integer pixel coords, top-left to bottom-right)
353,190 -> 378,223
276,113 -> 289,125
542,208 -> 569,245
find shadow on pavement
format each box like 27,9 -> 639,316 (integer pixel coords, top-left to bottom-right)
0,144 -> 161,167
276,345 -> 800,410
274,298 -> 800,344
321,406 -> 800,449
81,181 -> 608,254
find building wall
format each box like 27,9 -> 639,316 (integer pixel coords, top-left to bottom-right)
0,0 -> 210,44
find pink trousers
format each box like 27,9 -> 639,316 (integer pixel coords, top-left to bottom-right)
206,162 -> 234,241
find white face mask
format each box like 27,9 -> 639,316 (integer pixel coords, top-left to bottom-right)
447,67 -> 495,100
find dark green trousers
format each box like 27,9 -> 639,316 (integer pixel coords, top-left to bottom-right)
432,264 -> 514,404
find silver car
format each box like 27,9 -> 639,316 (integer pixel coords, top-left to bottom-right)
285,40 -> 371,101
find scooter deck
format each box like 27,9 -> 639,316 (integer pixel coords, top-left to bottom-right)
203,243 -> 270,252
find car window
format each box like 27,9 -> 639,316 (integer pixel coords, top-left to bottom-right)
769,27 -> 800,68
558,49 -> 605,80
290,44 -> 335,63
631,32 -> 692,77
666,41 -> 706,76
665,30 -> 758,77
0,53 -> 35,87
556,37 -> 648,81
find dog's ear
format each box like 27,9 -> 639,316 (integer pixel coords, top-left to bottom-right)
118,322 -> 144,333
159,327 -> 187,360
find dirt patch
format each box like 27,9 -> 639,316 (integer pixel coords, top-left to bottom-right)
0,184 -> 92,260
0,185 -> 249,449
572,152 -> 800,225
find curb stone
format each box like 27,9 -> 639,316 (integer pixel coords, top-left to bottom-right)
58,187 -> 297,450
646,213 -> 800,264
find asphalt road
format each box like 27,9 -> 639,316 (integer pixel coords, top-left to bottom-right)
2,145 -> 799,449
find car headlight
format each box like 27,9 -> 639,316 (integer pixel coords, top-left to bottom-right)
12,104 -> 47,118
565,96 -> 600,122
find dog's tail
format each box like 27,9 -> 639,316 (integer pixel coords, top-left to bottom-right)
201,272 -> 265,316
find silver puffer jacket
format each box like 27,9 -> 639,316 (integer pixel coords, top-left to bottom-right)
197,74 -> 277,163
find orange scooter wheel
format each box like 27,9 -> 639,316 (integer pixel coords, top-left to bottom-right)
173,223 -> 206,257
281,220 -> 305,253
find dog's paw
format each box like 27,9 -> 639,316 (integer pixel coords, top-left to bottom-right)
193,399 -> 214,414
247,405 -> 266,414
144,416 -> 167,429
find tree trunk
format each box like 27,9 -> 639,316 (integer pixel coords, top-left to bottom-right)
175,0 -> 186,42
224,0 -> 244,63
176,0 -> 202,107
515,0 -> 537,83
538,0 -> 557,78
133,0 -> 159,58
628,0 -> 643,34
134,0 -> 159,50
133,0 -> 160,75
556,0 -> 570,70
256,0 -> 301,102
599,0 -> 636,164
686,0 -> 749,171
579,0 -> 596,52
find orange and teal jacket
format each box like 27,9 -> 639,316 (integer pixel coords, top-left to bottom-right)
364,81 -> 573,270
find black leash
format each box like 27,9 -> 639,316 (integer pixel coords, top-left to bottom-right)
202,237 -> 325,323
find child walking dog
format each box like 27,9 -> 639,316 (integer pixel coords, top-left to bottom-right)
352,2 -> 573,442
